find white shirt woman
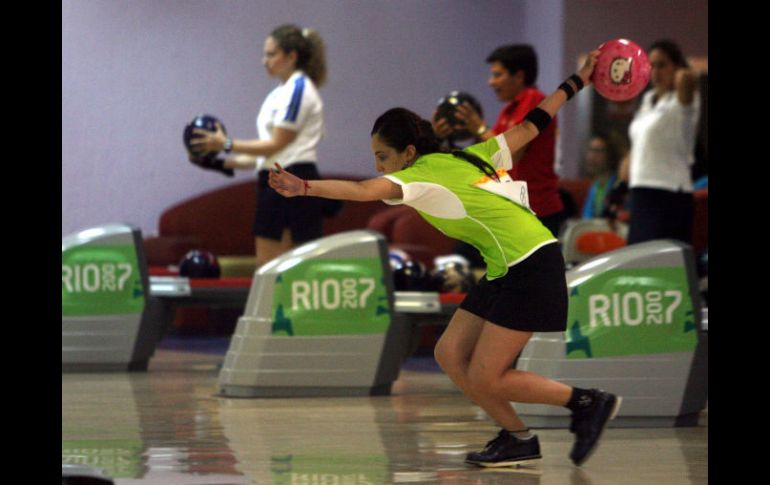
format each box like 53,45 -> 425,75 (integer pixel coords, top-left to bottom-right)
191,25 -> 328,267
619,39 -> 700,245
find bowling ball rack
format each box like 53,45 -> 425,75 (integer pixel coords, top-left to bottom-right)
149,274 -> 462,323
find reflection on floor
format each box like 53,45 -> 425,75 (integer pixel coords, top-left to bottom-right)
62,336 -> 707,485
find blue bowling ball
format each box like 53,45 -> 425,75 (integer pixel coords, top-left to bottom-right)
183,114 -> 226,162
388,249 -> 410,272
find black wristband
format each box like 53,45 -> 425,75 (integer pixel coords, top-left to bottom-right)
210,157 -> 234,177
523,107 -> 552,133
558,74 -> 585,100
191,155 -> 234,177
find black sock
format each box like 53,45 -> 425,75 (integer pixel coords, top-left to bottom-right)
565,387 -> 595,412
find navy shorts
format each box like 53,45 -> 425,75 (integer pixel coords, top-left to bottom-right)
459,242 -> 568,332
627,187 -> 694,245
254,162 -> 324,242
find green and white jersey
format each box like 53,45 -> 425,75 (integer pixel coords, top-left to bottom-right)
383,134 -> 557,279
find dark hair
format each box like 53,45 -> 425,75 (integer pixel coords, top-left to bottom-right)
270,24 -> 327,87
485,44 -> 538,86
371,108 -> 499,180
589,131 -> 627,172
649,39 -> 689,69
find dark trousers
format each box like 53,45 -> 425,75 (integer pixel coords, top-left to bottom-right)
627,187 -> 694,245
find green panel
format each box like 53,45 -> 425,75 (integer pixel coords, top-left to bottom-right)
270,454 -> 388,485
62,245 -> 144,316
565,267 -> 697,359
271,258 -> 390,336
61,439 -> 144,478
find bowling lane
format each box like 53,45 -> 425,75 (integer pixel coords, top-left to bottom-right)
62,340 -> 707,485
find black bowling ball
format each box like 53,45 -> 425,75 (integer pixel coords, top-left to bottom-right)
183,114 -> 227,162
179,250 -> 221,278
392,259 -> 430,291
435,91 -> 484,141
697,248 -> 708,277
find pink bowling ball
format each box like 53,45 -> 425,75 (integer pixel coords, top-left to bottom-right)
590,38 -> 651,102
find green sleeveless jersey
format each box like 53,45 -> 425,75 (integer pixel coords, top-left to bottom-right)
383,134 -> 557,279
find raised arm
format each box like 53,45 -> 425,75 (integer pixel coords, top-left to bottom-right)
268,163 -> 403,201
502,49 -> 600,155
675,67 -> 698,106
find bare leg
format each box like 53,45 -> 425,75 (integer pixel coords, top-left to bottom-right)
433,308 -> 486,395
255,229 -> 294,268
436,312 -> 574,431
465,323 -> 573,431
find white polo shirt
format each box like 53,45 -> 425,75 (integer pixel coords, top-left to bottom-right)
628,89 -> 700,192
255,70 -> 324,171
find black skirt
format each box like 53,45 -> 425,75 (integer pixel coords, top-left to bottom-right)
253,162 -> 324,242
459,242 -> 568,332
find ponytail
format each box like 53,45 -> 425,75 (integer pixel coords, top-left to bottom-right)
270,25 -> 327,87
451,150 -> 500,181
414,119 -> 441,154
301,28 -> 327,87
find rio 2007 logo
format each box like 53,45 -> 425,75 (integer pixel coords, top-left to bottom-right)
272,258 -> 390,337
588,290 -> 682,327
290,277 -> 377,311
566,269 -> 697,359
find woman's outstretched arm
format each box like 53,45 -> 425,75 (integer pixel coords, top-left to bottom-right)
268,164 -> 403,201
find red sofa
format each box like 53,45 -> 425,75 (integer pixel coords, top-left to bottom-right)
143,176 -> 392,268
366,205 -> 457,269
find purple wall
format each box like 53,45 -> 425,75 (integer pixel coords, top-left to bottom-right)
62,0 -> 531,236
62,0 -> 707,237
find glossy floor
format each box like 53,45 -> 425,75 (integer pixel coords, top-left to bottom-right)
62,339 -> 708,485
